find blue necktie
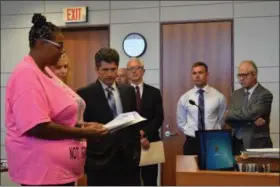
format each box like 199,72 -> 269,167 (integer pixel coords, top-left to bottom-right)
235,91 -> 250,139
198,89 -> 205,130
106,87 -> 117,118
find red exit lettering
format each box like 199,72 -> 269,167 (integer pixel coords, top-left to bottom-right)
66,8 -> 81,21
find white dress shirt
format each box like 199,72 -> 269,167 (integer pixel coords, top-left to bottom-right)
177,84 -> 227,137
131,82 -> 144,98
245,82 -> 259,100
99,80 -> 123,116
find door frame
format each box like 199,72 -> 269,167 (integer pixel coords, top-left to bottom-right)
159,19 -> 235,185
60,25 -> 110,90
160,19 -> 235,91
60,24 -> 110,43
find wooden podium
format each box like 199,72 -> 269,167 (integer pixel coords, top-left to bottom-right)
176,155 -> 280,186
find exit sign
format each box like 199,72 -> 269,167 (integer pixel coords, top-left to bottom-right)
63,7 -> 88,23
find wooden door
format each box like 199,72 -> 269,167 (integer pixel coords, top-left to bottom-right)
62,27 -> 109,186
161,21 -> 233,185
62,27 -> 109,91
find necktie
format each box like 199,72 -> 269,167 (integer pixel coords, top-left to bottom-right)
135,86 -> 141,112
106,86 -> 117,117
198,89 -> 205,130
235,91 -> 250,139
244,91 -> 250,106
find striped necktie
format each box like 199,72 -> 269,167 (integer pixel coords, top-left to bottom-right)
198,89 -> 205,130
106,86 -> 117,117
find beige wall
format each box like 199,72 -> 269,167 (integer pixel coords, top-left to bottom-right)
1,1 -> 279,185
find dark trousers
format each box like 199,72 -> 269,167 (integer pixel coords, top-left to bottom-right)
140,164 -> 158,186
232,136 -> 244,155
183,135 -> 199,155
251,137 -> 273,148
86,151 -> 141,186
21,182 -> 75,186
232,136 -> 273,155
87,166 -> 140,186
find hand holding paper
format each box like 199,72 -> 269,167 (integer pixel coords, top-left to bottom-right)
140,137 -> 150,150
139,141 -> 165,166
104,111 -> 146,132
83,122 -> 108,136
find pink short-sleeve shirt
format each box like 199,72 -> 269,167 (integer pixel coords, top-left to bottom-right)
5,55 -> 86,185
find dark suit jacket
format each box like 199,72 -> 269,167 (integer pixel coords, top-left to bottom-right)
77,80 -> 141,172
135,83 -> 164,142
225,83 -> 273,148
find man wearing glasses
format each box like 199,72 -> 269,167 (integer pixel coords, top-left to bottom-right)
225,60 -> 273,154
126,58 -> 164,186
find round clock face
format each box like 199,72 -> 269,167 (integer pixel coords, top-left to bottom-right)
122,33 -> 147,57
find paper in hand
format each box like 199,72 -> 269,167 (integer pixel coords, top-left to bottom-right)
139,141 -> 165,166
104,111 -> 146,132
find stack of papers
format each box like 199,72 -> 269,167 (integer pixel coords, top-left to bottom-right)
104,111 -> 146,132
242,148 -> 280,159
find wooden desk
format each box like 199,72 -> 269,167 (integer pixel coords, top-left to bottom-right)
176,155 -> 280,186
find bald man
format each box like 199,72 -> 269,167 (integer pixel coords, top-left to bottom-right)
116,68 -> 129,84
225,60 -> 273,154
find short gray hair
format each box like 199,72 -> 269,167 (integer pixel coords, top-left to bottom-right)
242,60 -> 258,74
127,57 -> 144,68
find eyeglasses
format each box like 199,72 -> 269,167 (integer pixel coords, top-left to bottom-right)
236,72 -> 253,79
39,39 -> 63,50
127,66 -> 143,72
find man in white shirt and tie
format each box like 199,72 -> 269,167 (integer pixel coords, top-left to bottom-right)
177,62 -> 227,155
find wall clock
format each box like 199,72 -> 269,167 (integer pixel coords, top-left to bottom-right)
122,33 -> 147,57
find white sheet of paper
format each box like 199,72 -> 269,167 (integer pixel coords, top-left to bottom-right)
139,141 -> 165,166
104,111 -> 146,132
242,148 -> 280,159
246,148 -> 279,153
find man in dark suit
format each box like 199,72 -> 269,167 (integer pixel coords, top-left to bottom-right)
127,58 -> 164,186
225,60 -> 273,154
77,48 -> 143,186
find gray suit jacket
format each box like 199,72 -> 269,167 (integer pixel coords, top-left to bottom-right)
225,83 -> 273,149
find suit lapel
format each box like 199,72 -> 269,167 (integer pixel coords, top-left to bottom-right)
248,84 -> 261,107
140,84 -> 148,111
116,83 -> 126,112
96,80 -> 113,114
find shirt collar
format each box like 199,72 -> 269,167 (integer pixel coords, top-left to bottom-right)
245,82 -> 259,95
131,82 -> 144,89
99,80 -> 117,91
194,84 -> 210,93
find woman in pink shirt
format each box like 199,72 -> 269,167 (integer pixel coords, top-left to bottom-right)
5,13 -> 108,186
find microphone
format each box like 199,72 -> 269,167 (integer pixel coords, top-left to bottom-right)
189,99 -> 207,170
189,99 -> 204,130
189,99 -> 196,106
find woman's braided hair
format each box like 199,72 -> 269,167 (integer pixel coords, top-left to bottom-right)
29,13 -> 61,48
